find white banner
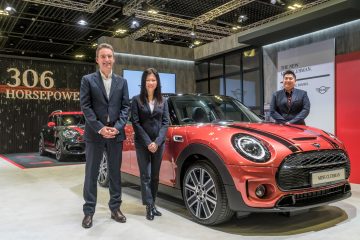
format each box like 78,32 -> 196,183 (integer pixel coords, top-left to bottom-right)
277,39 -> 335,133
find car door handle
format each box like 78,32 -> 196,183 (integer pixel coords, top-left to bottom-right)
173,135 -> 184,142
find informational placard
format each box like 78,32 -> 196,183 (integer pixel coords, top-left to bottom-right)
277,39 -> 335,133
123,70 -> 176,99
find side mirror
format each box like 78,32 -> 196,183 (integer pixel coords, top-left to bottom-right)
47,121 -> 56,128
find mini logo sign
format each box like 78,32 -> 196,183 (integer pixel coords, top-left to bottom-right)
316,86 -> 330,94
312,143 -> 321,148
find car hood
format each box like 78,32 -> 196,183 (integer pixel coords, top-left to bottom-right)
222,122 -> 344,153
66,125 -> 85,135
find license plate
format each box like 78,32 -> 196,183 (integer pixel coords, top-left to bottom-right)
311,168 -> 345,187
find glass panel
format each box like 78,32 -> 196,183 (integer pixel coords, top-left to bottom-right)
195,62 -> 208,80
169,95 -> 262,125
209,57 -> 223,78
209,78 -> 223,95
225,74 -> 242,101
225,53 -> 240,75
196,80 -> 208,93
243,70 -> 261,108
243,48 -> 259,71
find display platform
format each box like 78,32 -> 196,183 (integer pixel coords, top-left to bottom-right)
0,152 -> 84,169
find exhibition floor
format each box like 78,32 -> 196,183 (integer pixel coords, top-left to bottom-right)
0,156 -> 359,240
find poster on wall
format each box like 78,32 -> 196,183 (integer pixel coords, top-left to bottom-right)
0,55 -> 95,153
277,39 -> 335,133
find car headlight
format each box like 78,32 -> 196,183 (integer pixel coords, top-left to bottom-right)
63,130 -> 77,138
231,134 -> 271,162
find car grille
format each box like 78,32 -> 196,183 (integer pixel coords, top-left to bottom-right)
277,150 -> 350,190
276,184 -> 351,207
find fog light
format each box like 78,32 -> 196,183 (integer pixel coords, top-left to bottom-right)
255,185 -> 266,198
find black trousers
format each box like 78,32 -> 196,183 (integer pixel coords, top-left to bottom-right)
135,143 -> 165,205
83,140 -> 123,215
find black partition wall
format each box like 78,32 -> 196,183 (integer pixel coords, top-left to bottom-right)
0,55 -> 95,153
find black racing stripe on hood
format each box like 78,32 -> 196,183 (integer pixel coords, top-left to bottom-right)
220,124 -> 301,152
285,125 -> 339,149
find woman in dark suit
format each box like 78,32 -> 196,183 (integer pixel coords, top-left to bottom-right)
131,68 -> 169,220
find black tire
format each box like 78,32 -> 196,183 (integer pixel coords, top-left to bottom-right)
39,136 -> 46,156
98,151 -> 109,187
182,161 -> 234,225
55,140 -> 66,161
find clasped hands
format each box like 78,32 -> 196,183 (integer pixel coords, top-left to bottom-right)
148,142 -> 158,153
99,127 -> 119,138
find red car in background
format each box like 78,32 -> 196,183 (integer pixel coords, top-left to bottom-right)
39,110 -> 85,161
98,94 -> 351,225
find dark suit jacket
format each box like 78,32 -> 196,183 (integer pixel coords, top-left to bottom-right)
80,71 -> 130,142
270,88 -> 310,125
130,95 -> 169,147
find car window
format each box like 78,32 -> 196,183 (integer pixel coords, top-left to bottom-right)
169,95 -> 261,124
60,115 -> 85,126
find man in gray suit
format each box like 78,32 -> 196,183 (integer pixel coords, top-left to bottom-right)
270,70 -> 310,125
80,43 -> 129,228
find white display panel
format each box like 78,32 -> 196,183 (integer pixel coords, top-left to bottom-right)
123,70 -> 176,99
277,39 -> 335,133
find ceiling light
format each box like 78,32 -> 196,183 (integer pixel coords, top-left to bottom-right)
77,19 -> 88,26
0,10 -> 9,16
5,6 -> 16,14
232,25 -> 241,31
115,29 -> 127,34
288,3 -> 302,10
75,54 -> 85,58
92,43 -> 98,47
147,9 -> 158,14
188,43 -> 195,48
237,15 -> 248,23
130,19 -> 140,29
193,40 -> 202,45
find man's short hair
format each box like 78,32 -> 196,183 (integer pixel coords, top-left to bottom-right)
96,43 -> 114,58
283,70 -> 296,79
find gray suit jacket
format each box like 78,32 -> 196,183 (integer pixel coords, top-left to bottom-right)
270,88 -> 310,125
80,71 -> 130,142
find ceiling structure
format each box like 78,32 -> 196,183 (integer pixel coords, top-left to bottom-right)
0,0 -> 357,62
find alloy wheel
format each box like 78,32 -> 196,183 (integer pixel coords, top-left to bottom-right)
184,167 -> 217,220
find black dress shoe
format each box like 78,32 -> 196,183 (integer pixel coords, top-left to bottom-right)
111,209 -> 126,223
146,205 -> 154,220
152,205 -> 162,216
82,215 -> 93,228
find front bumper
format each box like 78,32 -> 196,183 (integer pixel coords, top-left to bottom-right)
225,164 -> 351,212
62,141 -> 85,155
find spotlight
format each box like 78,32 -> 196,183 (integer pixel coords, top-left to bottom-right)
5,6 -> 16,14
130,19 -> 139,29
237,15 -> 248,23
77,19 -> 88,26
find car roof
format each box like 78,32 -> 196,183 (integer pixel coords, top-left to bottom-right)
49,111 -> 83,116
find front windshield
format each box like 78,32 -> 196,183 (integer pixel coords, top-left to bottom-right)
60,114 -> 85,126
169,95 -> 262,124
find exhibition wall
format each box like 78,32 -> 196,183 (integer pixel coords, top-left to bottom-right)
0,55 -> 95,153
336,51 -> 360,184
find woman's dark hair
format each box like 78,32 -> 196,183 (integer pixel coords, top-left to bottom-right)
140,67 -> 163,104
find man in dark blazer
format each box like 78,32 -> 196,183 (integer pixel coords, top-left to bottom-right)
80,43 -> 129,228
270,70 -> 310,125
